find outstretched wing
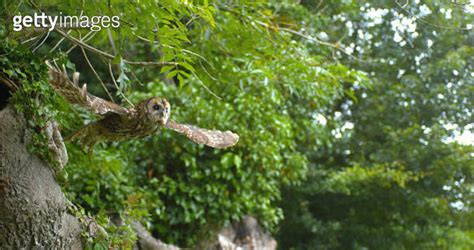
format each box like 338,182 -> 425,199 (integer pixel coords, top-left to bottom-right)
165,120 -> 239,148
46,60 -> 129,116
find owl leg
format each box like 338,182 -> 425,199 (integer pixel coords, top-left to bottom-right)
62,124 -> 101,169
64,128 -> 80,142
65,123 -> 100,151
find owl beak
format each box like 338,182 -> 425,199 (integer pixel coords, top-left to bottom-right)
158,116 -> 167,126
162,117 -> 169,126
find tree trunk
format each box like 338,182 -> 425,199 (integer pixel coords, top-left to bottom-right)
0,105 -> 82,249
0,104 -> 277,249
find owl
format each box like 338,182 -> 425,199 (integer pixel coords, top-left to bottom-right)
46,61 -> 239,149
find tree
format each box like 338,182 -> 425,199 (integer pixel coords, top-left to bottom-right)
0,55 -> 82,249
277,1 -> 473,249
0,0 -> 359,247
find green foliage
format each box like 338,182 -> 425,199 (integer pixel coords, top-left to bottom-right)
3,0 -> 218,86
61,3 -> 363,243
2,0 -> 472,249
0,42 -> 71,172
69,204 -> 137,249
278,1 -> 474,249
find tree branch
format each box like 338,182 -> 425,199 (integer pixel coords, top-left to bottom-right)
131,222 -> 180,250
54,29 -> 178,67
80,47 -> 116,102
220,7 -> 369,63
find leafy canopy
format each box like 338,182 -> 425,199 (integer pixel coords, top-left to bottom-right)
1,0 -> 363,247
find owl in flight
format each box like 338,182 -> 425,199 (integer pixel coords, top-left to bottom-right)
45,61 -> 239,149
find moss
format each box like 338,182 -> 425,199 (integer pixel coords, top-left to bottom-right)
0,42 -> 77,174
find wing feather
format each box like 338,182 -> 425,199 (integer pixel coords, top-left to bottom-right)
46,60 -> 129,116
165,120 -> 239,148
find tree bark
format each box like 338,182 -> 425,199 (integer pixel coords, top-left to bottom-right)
0,105 -> 82,249
0,104 -> 277,249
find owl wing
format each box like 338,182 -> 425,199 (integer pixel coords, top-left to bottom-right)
165,120 -> 239,148
46,60 -> 129,116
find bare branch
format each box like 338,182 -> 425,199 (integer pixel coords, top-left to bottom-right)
21,35 -> 41,45
80,47 -> 116,103
32,30 -> 51,52
253,20 -> 368,63
106,28 -> 117,55
220,7 -> 369,63
108,62 -> 134,107
129,70 -> 144,86
50,30 -> 71,53
131,222 -> 180,250
55,29 -> 178,67
66,30 -> 97,54
0,75 -> 19,90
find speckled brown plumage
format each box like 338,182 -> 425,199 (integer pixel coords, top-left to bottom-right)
46,61 -> 239,148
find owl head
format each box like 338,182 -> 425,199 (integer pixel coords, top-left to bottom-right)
144,97 -> 170,125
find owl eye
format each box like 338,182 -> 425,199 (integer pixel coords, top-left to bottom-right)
152,104 -> 161,111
